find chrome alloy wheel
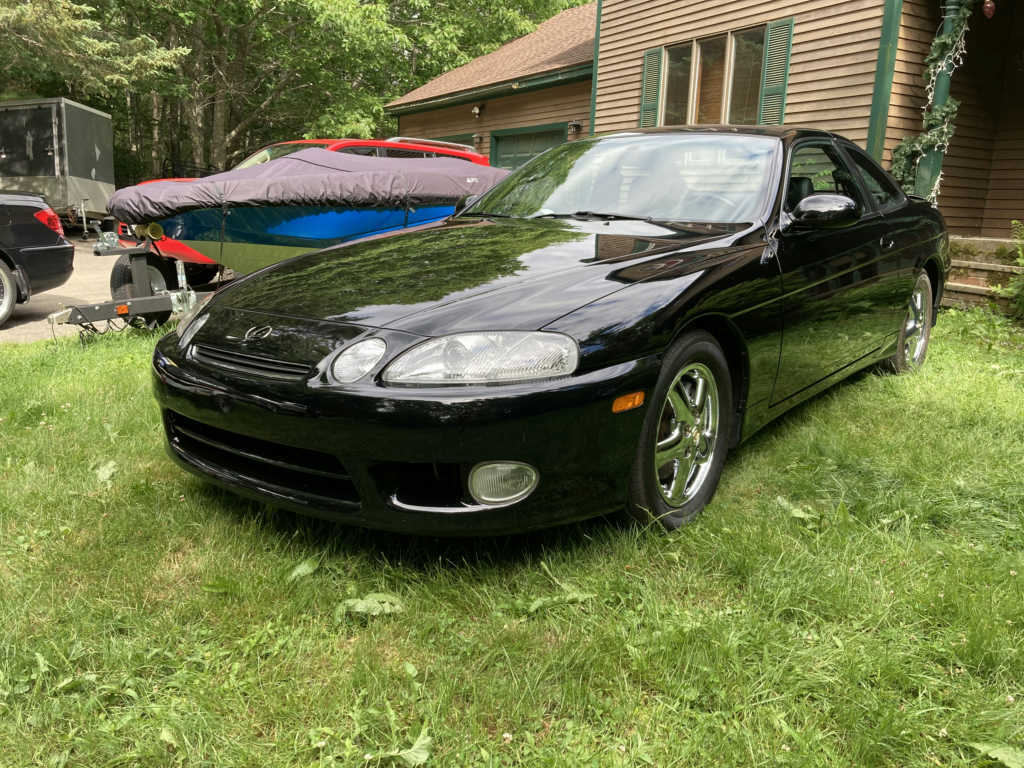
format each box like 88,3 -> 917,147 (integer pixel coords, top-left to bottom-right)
654,362 -> 720,506
903,272 -> 932,368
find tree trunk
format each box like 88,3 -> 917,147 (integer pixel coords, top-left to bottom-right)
150,92 -> 161,178
209,20 -> 229,171
185,18 -> 207,169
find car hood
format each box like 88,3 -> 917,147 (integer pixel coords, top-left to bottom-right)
215,217 -> 752,336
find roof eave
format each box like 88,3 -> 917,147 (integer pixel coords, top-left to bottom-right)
385,63 -> 592,116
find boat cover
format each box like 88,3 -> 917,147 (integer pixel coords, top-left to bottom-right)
107,148 -> 510,223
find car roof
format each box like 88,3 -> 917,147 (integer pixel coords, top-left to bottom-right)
247,138 -> 489,164
0,191 -> 47,206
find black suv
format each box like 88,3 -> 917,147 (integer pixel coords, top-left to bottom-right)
0,192 -> 75,327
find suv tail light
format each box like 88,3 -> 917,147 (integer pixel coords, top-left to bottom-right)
33,208 -> 65,237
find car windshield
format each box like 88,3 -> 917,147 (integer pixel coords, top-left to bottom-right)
233,142 -> 333,169
467,133 -> 779,224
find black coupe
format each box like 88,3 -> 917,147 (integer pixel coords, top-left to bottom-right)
152,127 -> 948,535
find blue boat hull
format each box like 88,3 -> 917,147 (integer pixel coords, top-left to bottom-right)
158,204 -> 455,274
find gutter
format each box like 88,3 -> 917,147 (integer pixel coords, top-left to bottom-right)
385,64 -> 593,116
866,0 -> 904,160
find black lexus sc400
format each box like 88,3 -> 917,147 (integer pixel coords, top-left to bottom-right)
152,127 -> 948,535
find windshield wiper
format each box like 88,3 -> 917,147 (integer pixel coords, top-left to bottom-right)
532,211 -> 654,222
530,211 -> 741,234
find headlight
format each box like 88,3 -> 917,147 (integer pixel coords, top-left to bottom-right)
331,338 -> 387,383
176,293 -> 214,348
382,332 -> 578,385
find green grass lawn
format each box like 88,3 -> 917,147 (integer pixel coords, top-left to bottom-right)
1,308 -> 1023,767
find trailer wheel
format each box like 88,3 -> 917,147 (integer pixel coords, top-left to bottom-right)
110,253 -> 178,326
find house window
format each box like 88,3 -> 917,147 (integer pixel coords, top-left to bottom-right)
640,18 -> 793,128
695,35 -> 727,124
728,27 -> 766,124
663,44 -> 692,126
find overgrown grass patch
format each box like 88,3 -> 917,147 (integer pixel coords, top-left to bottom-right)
1,308 -> 1023,766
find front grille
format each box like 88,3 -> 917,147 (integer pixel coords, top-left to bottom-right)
192,344 -> 313,381
166,411 -> 359,508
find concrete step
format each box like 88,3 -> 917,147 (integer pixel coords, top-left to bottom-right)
950,259 -> 1024,274
942,280 -> 1014,311
949,259 -> 1023,291
949,236 -> 1020,265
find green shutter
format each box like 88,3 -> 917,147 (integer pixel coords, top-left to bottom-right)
639,48 -> 663,128
758,18 -> 794,125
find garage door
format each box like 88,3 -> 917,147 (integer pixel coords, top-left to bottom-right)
491,127 -> 566,169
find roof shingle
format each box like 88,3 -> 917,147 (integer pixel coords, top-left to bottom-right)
387,3 -> 596,108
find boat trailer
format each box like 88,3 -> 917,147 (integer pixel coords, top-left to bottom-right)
47,220 -> 205,340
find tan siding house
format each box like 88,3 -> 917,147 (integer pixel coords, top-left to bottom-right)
390,0 -> 1022,237
594,0 -> 1023,237
885,0 -> 1023,236
397,80 -> 593,161
386,4 -> 596,168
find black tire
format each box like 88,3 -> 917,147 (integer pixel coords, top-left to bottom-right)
887,270 -> 933,373
0,260 -> 17,328
627,330 -> 734,530
109,253 -> 178,326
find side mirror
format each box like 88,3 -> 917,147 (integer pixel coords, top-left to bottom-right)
454,194 -> 479,215
789,194 -> 859,229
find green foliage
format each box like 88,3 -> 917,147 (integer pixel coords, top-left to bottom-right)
991,220 -> 1024,320
2,309 -> 1023,765
0,0 -> 187,98
890,99 -> 960,191
1,0 -> 588,182
889,0 -> 978,195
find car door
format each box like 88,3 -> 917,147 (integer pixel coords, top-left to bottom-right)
771,140 -> 893,405
838,142 -> 921,337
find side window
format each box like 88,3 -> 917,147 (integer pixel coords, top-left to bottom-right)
339,146 -> 377,156
385,149 -> 426,159
785,144 -> 862,211
844,147 -> 904,210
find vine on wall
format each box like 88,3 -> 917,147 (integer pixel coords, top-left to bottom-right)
890,0 -> 979,199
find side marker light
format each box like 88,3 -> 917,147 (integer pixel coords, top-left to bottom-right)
612,391 -> 645,413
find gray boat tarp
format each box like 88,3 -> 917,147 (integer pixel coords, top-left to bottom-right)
107,148 -> 510,224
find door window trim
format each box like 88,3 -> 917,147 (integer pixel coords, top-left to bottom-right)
781,138 -> 870,218
835,140 -> 906,216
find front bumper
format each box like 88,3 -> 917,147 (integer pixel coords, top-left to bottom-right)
152,335 -> 659,535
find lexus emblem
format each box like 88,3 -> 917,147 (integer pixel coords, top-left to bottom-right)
243,325 -> 274,342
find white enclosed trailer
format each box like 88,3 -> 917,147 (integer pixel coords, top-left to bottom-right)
0,97 -> 115,225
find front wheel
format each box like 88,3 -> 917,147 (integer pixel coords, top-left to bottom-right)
627,331 -> 733,530
888,270 -> 933,373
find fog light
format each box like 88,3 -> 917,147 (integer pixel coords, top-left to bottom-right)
468,462 -> 538,505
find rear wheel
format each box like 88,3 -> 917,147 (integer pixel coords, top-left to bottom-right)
0,260 -> 17,327
109,253 -> 178,326
627,331 -> 733,530
888,270 -> 933,372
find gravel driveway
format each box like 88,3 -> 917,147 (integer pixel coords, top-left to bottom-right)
0,241 -> 124,343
